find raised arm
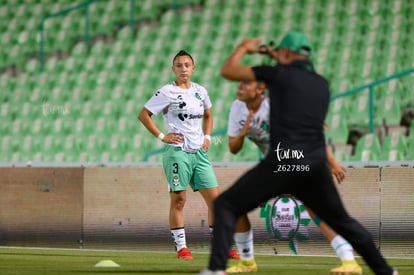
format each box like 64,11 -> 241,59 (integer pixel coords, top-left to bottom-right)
228,110 -> 254,154
220,38 -> 262,81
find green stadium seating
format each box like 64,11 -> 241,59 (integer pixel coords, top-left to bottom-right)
333,149 -> 351,162
352,133 -> 382,161
375,96 -> 402,127
325,113 -> 349,145
399,75 -> 414,108
379,132 -> 408,160
379,149 -> 405,161
346,93 -> 376,129
1,0 -> 414,163
404,144 -> 414,161
350,149 -> 379,162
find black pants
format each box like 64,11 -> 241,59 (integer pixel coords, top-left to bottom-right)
208,158 -> 394,275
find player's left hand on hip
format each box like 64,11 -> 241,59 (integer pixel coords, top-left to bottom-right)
202,140 -> 210,151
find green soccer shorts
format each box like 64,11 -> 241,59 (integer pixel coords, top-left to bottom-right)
162,145 -> 218,192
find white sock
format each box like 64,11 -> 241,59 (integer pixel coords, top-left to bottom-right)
234,230 -> 254,261
171,228 -> 187,251
331,235 -> 355,261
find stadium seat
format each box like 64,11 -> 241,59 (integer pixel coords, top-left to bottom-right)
333,149 -> 351,162
350,149 -> 379,162
381,132 -> 408,154
375,95 -> 402,127
399,75 -> 414,108
325,113 -> 350,145
378,147 -> 405,161
1,135 -> 13,162
404,146 -> 414,161
352,133 -> 382,160
346,92 -> 378,129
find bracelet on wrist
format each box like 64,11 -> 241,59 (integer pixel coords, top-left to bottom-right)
204,134 -> 211,141
157,133 -> 165,141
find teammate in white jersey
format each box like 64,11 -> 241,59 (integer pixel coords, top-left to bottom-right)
227,81 -> 270,156
225,80 -> 362,274
138,50 -> 239,260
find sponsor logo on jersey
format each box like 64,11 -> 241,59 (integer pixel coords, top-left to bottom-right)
178,113 -> 203,121
172,175 -> 180,186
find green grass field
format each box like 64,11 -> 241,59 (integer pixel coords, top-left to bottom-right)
0,247 -> 412,274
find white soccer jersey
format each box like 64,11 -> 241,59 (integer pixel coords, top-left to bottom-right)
144,81 -> 212,153
227,96 -> 270,155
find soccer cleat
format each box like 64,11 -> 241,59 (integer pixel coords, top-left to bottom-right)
177,247 -> 193,260
228,249 -> 241,259
226,259 -> 258,273
199,269 -> 226,275
330,259 -> 362,275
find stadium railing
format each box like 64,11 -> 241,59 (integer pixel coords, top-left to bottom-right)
330,67 -> 414,134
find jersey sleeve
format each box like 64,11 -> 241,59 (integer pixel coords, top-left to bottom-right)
252,65 -> 277,82
144,90 -> 170,115
227,101 -> 241,137
203,89 -> 212,110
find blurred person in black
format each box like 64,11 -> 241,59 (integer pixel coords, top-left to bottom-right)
199,31 -> 398,275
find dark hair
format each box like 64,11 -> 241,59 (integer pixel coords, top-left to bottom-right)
256,80 -> 267,95
173,50 -> 194,65
257,80 -> 266,89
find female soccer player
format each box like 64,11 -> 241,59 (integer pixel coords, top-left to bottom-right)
138,50 -> 238,260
